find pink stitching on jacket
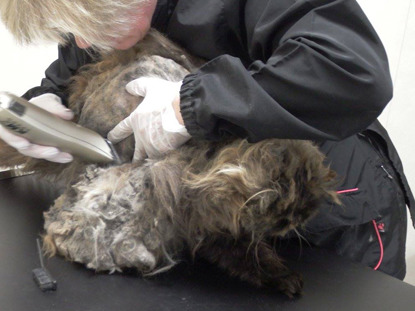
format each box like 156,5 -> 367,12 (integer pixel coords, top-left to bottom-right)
336,188 -> 359,194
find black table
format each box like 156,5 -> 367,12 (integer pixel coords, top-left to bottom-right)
1,175 -> 415,311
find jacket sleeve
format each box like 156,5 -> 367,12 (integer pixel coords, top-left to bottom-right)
178,0 -> 393,142
22,37 -> 94,106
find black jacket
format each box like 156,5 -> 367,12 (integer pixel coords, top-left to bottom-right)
25,0 -> 392,142
23,0 -> 414,277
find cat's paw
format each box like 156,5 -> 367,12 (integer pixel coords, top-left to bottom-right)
263,270 -> 303,298
276,271 -> 303,298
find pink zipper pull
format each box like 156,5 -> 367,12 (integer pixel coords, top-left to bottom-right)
376,222 -> 385,233
372,220 -> 384,271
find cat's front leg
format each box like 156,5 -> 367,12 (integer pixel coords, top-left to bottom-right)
197,235 -> 303,298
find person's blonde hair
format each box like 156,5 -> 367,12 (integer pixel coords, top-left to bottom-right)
0,0 -> 151,51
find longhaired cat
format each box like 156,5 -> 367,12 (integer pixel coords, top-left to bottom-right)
0,29 -> 338,297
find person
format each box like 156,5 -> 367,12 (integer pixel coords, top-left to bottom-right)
0,0 -> 413,280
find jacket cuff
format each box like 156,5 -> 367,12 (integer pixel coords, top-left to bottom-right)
21,86 -> 68,106
180,73 -> 205,139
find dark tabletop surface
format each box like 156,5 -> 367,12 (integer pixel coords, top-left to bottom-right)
1,175 -> 415,311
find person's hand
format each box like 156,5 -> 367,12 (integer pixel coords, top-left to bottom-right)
107,77 -> 191,162
0,93 -> 74,163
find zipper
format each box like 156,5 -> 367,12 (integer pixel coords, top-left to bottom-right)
358,132 -> 394,180
380,165 -> 393,180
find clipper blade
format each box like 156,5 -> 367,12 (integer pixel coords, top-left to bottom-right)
105,139 -> 122,165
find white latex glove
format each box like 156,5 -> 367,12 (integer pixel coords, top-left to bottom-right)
107,77 -> 191,162
0,93 -> 74,163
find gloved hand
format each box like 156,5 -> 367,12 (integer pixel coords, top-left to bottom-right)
0,93 -> 74,163
107,77 -> 191,162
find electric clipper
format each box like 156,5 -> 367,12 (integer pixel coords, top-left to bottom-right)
0,92 -> 121,164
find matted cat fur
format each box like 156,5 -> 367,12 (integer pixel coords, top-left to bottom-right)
0,29 -> 338,297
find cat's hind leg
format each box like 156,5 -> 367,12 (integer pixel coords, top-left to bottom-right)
43,163 -> 182,274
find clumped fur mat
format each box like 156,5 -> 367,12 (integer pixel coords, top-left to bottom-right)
0,29 -> 338,297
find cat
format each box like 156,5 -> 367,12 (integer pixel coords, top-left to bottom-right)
0,29 -> 338,297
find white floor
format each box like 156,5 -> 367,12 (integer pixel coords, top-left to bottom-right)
0,0 -> 414,285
